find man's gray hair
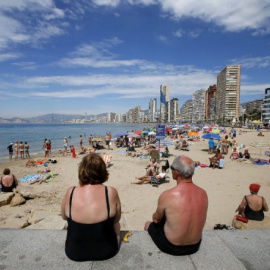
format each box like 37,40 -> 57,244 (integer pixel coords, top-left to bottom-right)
172,155 -> 195,179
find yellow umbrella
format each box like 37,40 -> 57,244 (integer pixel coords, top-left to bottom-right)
252,120 -> 261,124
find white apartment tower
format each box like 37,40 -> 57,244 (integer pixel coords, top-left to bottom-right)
216,65 -> 241,121
192,89 -> 206,123
170,98 -> 180,123
160,85 -> 170,123
262,87 -> 270,122
149,98 -> 157,122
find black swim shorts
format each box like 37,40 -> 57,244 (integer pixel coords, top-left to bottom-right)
148,221 -> 201,256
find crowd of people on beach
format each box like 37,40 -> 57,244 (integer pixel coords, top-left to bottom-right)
7,141 -> 30,161
1,125 -> 270,262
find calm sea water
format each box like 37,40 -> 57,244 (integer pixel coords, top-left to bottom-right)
0,123 -> 154,163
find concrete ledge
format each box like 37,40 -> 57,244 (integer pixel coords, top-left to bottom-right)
1,229 -> 270,269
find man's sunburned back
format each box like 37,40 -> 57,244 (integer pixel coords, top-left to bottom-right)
162,182 -> 208,246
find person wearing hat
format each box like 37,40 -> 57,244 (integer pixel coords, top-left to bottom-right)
235,183 -> 269,221
7,143 -> 13,160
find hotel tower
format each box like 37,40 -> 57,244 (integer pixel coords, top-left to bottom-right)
216,65 -> 241,122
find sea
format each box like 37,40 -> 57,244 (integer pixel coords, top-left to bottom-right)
0,123 -> 155,163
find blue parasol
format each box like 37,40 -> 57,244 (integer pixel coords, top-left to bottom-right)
202,133 -> 221,140
113,132 -> 128,138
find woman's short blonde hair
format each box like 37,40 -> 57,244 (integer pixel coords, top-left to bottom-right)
78,154 -> 109,185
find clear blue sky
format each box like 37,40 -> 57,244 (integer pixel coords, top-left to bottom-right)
1,0 -> 270,118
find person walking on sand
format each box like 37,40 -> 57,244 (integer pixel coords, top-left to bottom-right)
144,155 -> 208,256
24,142 -> 30,159
19,141 -> 24,159
7,143 -> 13,160
79,135 -> 83,150
63,137 -> 68,154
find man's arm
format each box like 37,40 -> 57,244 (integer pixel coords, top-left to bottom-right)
152,193 -> 167,223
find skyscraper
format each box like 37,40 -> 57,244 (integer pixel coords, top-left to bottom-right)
160,85 -> 170,123
149,98 -> 157,122
262,87 -> 270,122
216,65 -> 241,122
170,98 -> 180,123
205,84 -> 216,121
192,89 -> 206,123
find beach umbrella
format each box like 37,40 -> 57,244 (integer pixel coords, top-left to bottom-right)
172,127 -> 179,131
92,137 -> 103,142
188,131 -> 198,136
142,130 -> 150,134
113,132 -> 128,138
183,124 -> 191,128
148,131 -> 156,136
202,126 -> 209,129
135,130 -> 142,135
211,129 -> 220,134
127,133 -> 140,138
202,133 -> 221,140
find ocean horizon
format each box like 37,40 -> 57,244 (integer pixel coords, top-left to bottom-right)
0,122 -> 155,163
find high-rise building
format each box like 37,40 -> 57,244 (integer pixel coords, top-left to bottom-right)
107,112 -> 116,122
127,106 -> 141,123
149,98 -> 157,122
216,65 -> 241,122
262,87 -> 270,122
192,89 -> 205,123
170,98 -> 180,123
180,99 -> 193,123
160,85 -> 170,123
205,85 -> 216,121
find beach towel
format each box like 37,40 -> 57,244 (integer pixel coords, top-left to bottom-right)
116,151 -> 126,154
19,174 -> 43,183
252,162 -> 270,165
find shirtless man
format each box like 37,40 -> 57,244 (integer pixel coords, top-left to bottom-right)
24,142 -> 30,159
144,155 -> 208,255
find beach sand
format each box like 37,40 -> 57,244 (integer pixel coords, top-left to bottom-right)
0,128 -> 269,230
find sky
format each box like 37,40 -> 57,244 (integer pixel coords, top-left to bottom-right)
0,0 -> 270,118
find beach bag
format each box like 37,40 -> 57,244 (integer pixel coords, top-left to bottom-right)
219,159 -> 224,168
235,215 -> 248,223
232,215 -> 248,229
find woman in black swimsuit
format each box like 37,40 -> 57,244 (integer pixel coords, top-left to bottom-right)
235,183 -> 269,221
61,154 -> 121,261
0,168 -> 18,192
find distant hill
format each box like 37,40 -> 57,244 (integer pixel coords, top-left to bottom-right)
30,113 -> 85,121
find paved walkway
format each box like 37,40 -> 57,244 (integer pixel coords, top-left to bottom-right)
1,229 -> 270,269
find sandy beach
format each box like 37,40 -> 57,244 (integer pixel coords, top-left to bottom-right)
0,128 -> 270,231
